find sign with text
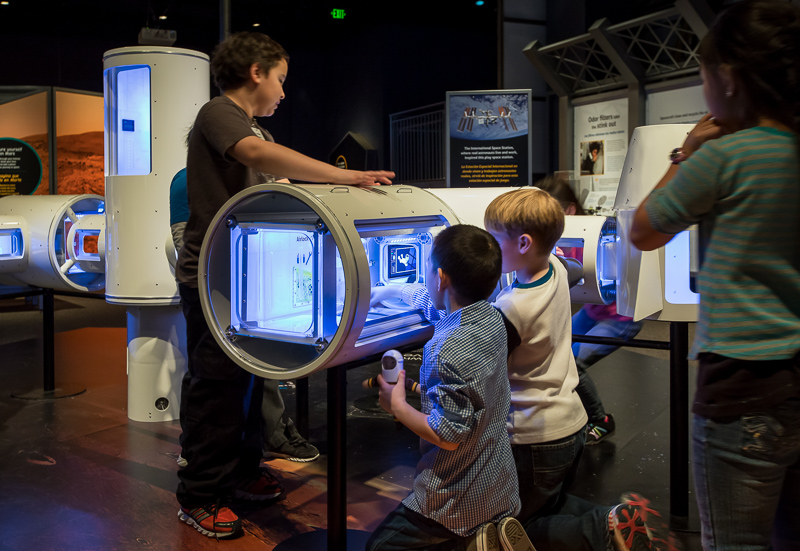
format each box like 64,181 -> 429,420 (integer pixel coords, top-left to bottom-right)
646,85 -> 707,126
0,138 -> 43,197
573,98 -> 628,213
446,90 -> 532,187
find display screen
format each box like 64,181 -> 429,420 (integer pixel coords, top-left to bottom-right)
387,244 -> 417,279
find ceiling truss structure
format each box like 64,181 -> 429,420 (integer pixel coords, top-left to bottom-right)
523,0 -> 715,169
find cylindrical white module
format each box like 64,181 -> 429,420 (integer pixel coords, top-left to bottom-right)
562,214 -> 617,305
199,183 -> 461,380
103,46 -> 209,305
0,194 -> 105,292
424,187 -> 518,227
426,187 -> 616,305
126,304 -> 187,422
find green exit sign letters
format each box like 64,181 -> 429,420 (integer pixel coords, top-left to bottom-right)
331,8 -> 346,19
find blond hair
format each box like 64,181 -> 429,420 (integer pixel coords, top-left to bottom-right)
484,188 -> 565,254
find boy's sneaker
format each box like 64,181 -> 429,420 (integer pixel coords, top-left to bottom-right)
264,438 -> 320,463
234,468 -> 284,500
467,522 -> 499,551
178,503 -> 242,539
497,517 -> 537,551
586,413 -> 616,445
609,493 -> 678,551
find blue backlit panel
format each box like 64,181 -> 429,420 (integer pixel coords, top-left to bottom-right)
0,229 -> 23,259
105,65 -> 151,176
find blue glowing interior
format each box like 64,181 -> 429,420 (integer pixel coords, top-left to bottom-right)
0,229 -> 23,259
231,223 -> 434,343
105,65 -> 151,176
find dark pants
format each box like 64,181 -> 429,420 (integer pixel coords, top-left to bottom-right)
572,308 -> 643,422
366,504 -> 474,551
513,429 -> 613,551
176,283 -> 264,508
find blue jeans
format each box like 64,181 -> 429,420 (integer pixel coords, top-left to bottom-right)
692,399 -> 800,551
366,504 -> 476,551
513,430 -> 613,551
571,308 -> 643,422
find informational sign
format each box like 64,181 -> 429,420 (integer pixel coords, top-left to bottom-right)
646,85 -> 707,125
0,138 -> 43,196
574,98 -> 628,213
446,90 -> 532,187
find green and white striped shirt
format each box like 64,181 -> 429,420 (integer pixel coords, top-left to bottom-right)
646,126 -> 800,361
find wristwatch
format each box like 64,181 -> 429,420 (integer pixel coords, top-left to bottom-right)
670,147 -> 689,164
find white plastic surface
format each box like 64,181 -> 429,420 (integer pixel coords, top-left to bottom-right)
103,47 -> 209,305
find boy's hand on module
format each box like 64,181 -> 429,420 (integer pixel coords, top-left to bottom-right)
339,170 -> 395,188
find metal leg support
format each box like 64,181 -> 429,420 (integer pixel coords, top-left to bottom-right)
296,376 -> 310,440
327,363 -> 347,549
669,321 -> 690,527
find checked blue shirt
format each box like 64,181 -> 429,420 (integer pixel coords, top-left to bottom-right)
401,299 -> 520,536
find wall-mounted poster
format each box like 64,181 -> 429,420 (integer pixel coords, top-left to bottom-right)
646,84 -> 707,126
574,98 -> 628,214
0,91 -> 49,196
0,138 -> 43,196
446,90 -> 532,187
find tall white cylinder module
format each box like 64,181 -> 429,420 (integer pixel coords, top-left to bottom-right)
103,46 -> 210,420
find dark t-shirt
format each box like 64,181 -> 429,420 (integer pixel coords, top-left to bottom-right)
176,96 -> 276,287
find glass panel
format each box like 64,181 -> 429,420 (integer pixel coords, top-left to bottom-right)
232,225 -> 320,341
0,229 -> 23,259
104,65 -> 151,176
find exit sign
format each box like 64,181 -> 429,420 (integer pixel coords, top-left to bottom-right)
331,8 -> 346,19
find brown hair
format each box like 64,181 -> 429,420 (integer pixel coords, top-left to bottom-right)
699,0 -> 800,132
210,32 -> 289,92
535,176 -> 586,215
484,188 -> 565,255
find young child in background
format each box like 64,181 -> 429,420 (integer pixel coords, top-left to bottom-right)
537,176 -> 643,444
175,31 -> 394,539
367,224 -> 526,551
372,189 -> 673,551
632,1 -> 800,548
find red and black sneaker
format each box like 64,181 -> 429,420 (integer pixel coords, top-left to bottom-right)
234,467 -> 284,501
609,494 -> 681,551
178,503 -> 242,539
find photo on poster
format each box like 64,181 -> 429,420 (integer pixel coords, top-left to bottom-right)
579,140 -> 604,176
446,90 -> 532,187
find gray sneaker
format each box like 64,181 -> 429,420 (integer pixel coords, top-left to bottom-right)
264,438 -> 320,462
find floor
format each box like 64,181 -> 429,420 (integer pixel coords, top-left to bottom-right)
0,293 -> 702,550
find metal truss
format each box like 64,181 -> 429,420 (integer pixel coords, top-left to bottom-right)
524,0 -> 715,98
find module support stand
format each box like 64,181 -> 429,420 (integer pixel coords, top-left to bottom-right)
669,321 -> 690,527
6,287 -> 86,400
327,363 -> 347,549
